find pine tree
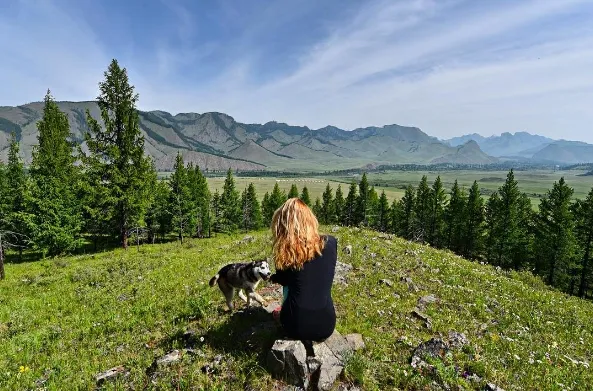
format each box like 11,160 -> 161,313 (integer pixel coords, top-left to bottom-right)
443,180 -> 466,253
313,197 -> 322,217
428,176 -> 446,247
211,190 -> 223,233
190,166 -> 211,238
168,153 -> 192,243
399,185 -> 416,240
288,184 -> 299,199
366,186 -> 379,228
0,162 -> 8,279
330,184 -> 346,224
300,186 -> 311,206
241,183 -> 262,231
261,192 -> 271,227
267,183 -> 287,222
320,183 -> 334,225
219,168 -> 242,233
375,191 -> 390,232
5,134 -> 32,260
29,90 -> 83,256
355,173 -> 370,225
343,182 -> 357,226
534,177 -> 576,290
463,181 -> 485,259
413,176 -> 431,242
389,199 -> 403,234
145,180 -> 171,242
573,187 -> 593,298
485,192 -> 502,262
332,184 -> 345,225
81,59 -> 156,248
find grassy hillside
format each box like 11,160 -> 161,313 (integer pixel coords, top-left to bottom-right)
1,229 -> 592,390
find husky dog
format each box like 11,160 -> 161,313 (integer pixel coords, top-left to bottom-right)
209,260 -> 272,311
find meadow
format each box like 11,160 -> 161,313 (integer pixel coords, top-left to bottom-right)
1,228 -> 592,390
204,168 -> 593,207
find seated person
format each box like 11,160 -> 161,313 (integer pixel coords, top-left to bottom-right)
269,198 -> 337,343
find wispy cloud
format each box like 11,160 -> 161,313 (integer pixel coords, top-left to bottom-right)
1,0 -> 593,142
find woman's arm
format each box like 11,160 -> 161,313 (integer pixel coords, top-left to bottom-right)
270,269 -> 291,285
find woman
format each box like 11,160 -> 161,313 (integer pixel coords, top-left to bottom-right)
269,198 -> 337,342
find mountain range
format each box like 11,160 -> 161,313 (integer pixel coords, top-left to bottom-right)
445,132 -> 593,164
0,101 -> 590,171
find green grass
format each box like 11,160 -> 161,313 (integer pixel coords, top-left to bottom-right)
2,229 -> 592,390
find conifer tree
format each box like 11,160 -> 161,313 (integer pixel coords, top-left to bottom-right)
29,91 -> 83,256
375,190 -> 390,232
332,184 -> 345,225
355,173 -> 370,225
463,181 -> 485,259
413,176 -> 431,242
210,190 -> 223,234
267,183 -> 287,222
187,165 -> 210,237
389,199 -> 403,234
428,176 -> 446,247
366,186 -> 379,228
219,168 -> 242,233
81,59 -> 156,248
241,183 -> 262,231
288,184 -> 299,199
300,185 -> 311,206
399,185 -> 416,240
443,180 -> 466,253
5,134 -> 31,259
343,182 -> 358,226
573,187 -> 593,297
168,153 -> 192,242
313,197 -> 322,217
320,183 -> 334,225
261,192 -> 271,227
145,180 -> 171,242
535,177 -> 576,290
485,192 -> 502,262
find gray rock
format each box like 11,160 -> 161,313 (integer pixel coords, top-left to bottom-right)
96,366 -> 129,385
267,331 -> 365,391
240,235 -> 255,244
417,294 -> 438,309
334,261 -> 353,285
410,338 -> 448,369
486,383 -> 506,391
342,245 -> 352,255
331,226 -> 340,233
156,349 -> 182,366
448,331 -> 469,350
411,309 -> 432,329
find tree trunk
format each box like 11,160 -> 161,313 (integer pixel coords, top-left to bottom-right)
122,228 -> 128,250
578,234 -> 591,298
0,242 -> 5,280
93,234 -> 99,252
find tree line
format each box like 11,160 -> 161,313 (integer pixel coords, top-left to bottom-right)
0,59 -> 591,302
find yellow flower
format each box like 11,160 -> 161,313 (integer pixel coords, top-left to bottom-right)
18,365 -> 30,373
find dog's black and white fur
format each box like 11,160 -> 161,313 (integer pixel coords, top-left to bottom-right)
209,260 -> 272,311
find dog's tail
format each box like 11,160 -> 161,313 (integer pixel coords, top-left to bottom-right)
209,273 -> 219,287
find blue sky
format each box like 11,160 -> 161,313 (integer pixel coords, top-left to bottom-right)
1,0 -> 593,142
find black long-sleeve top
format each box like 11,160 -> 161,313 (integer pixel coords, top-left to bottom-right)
270,235 -> 337,342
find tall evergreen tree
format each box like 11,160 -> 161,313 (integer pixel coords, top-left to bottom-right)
81,59 -> 156,248
211,190 -> 223,234
375,191 -> 390,232
320,183 -> 334,225
193,166 -> 211,238
288,184 -> 299,199
5,134 -> 31,259
261,192 -> 271,227
168,153 -> 193,242
413,176 -> 431,242
219,168 -> 242,233
267,183 -> 287,222
399,185 -> 416,240
312,197 -> 322,217
343,182 -> 358,226
300,186 -> 311,206
485,192 -> 502,262
145,180 -> 171,242
355,173 -> 370,225
573,187 -> 593,298
463,181 -> 485,259
389,199 -> 403,235
428,176 -> 446,247
332,184 -> 345,225
443,180 -> 466,253
29,91 -> 83,256
241,183 -> 262,231
534,177 -> 577,290
366,186 -> 379,228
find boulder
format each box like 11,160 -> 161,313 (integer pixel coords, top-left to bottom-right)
334,261 -> 353,285
410,338 -> 448,369
447,331 -> 469,350
267,331 -> 365,391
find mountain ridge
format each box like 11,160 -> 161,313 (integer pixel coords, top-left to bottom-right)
0,100 -> 498,171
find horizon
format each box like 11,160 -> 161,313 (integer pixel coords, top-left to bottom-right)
1,0 -> 593,143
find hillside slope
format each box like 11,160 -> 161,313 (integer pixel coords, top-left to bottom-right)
0,101 -> 496,171
1,229 -> 591,390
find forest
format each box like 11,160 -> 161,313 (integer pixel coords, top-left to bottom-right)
0,59 -> 592,302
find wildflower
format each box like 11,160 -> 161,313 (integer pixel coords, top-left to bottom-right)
19,365 -> 30,373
